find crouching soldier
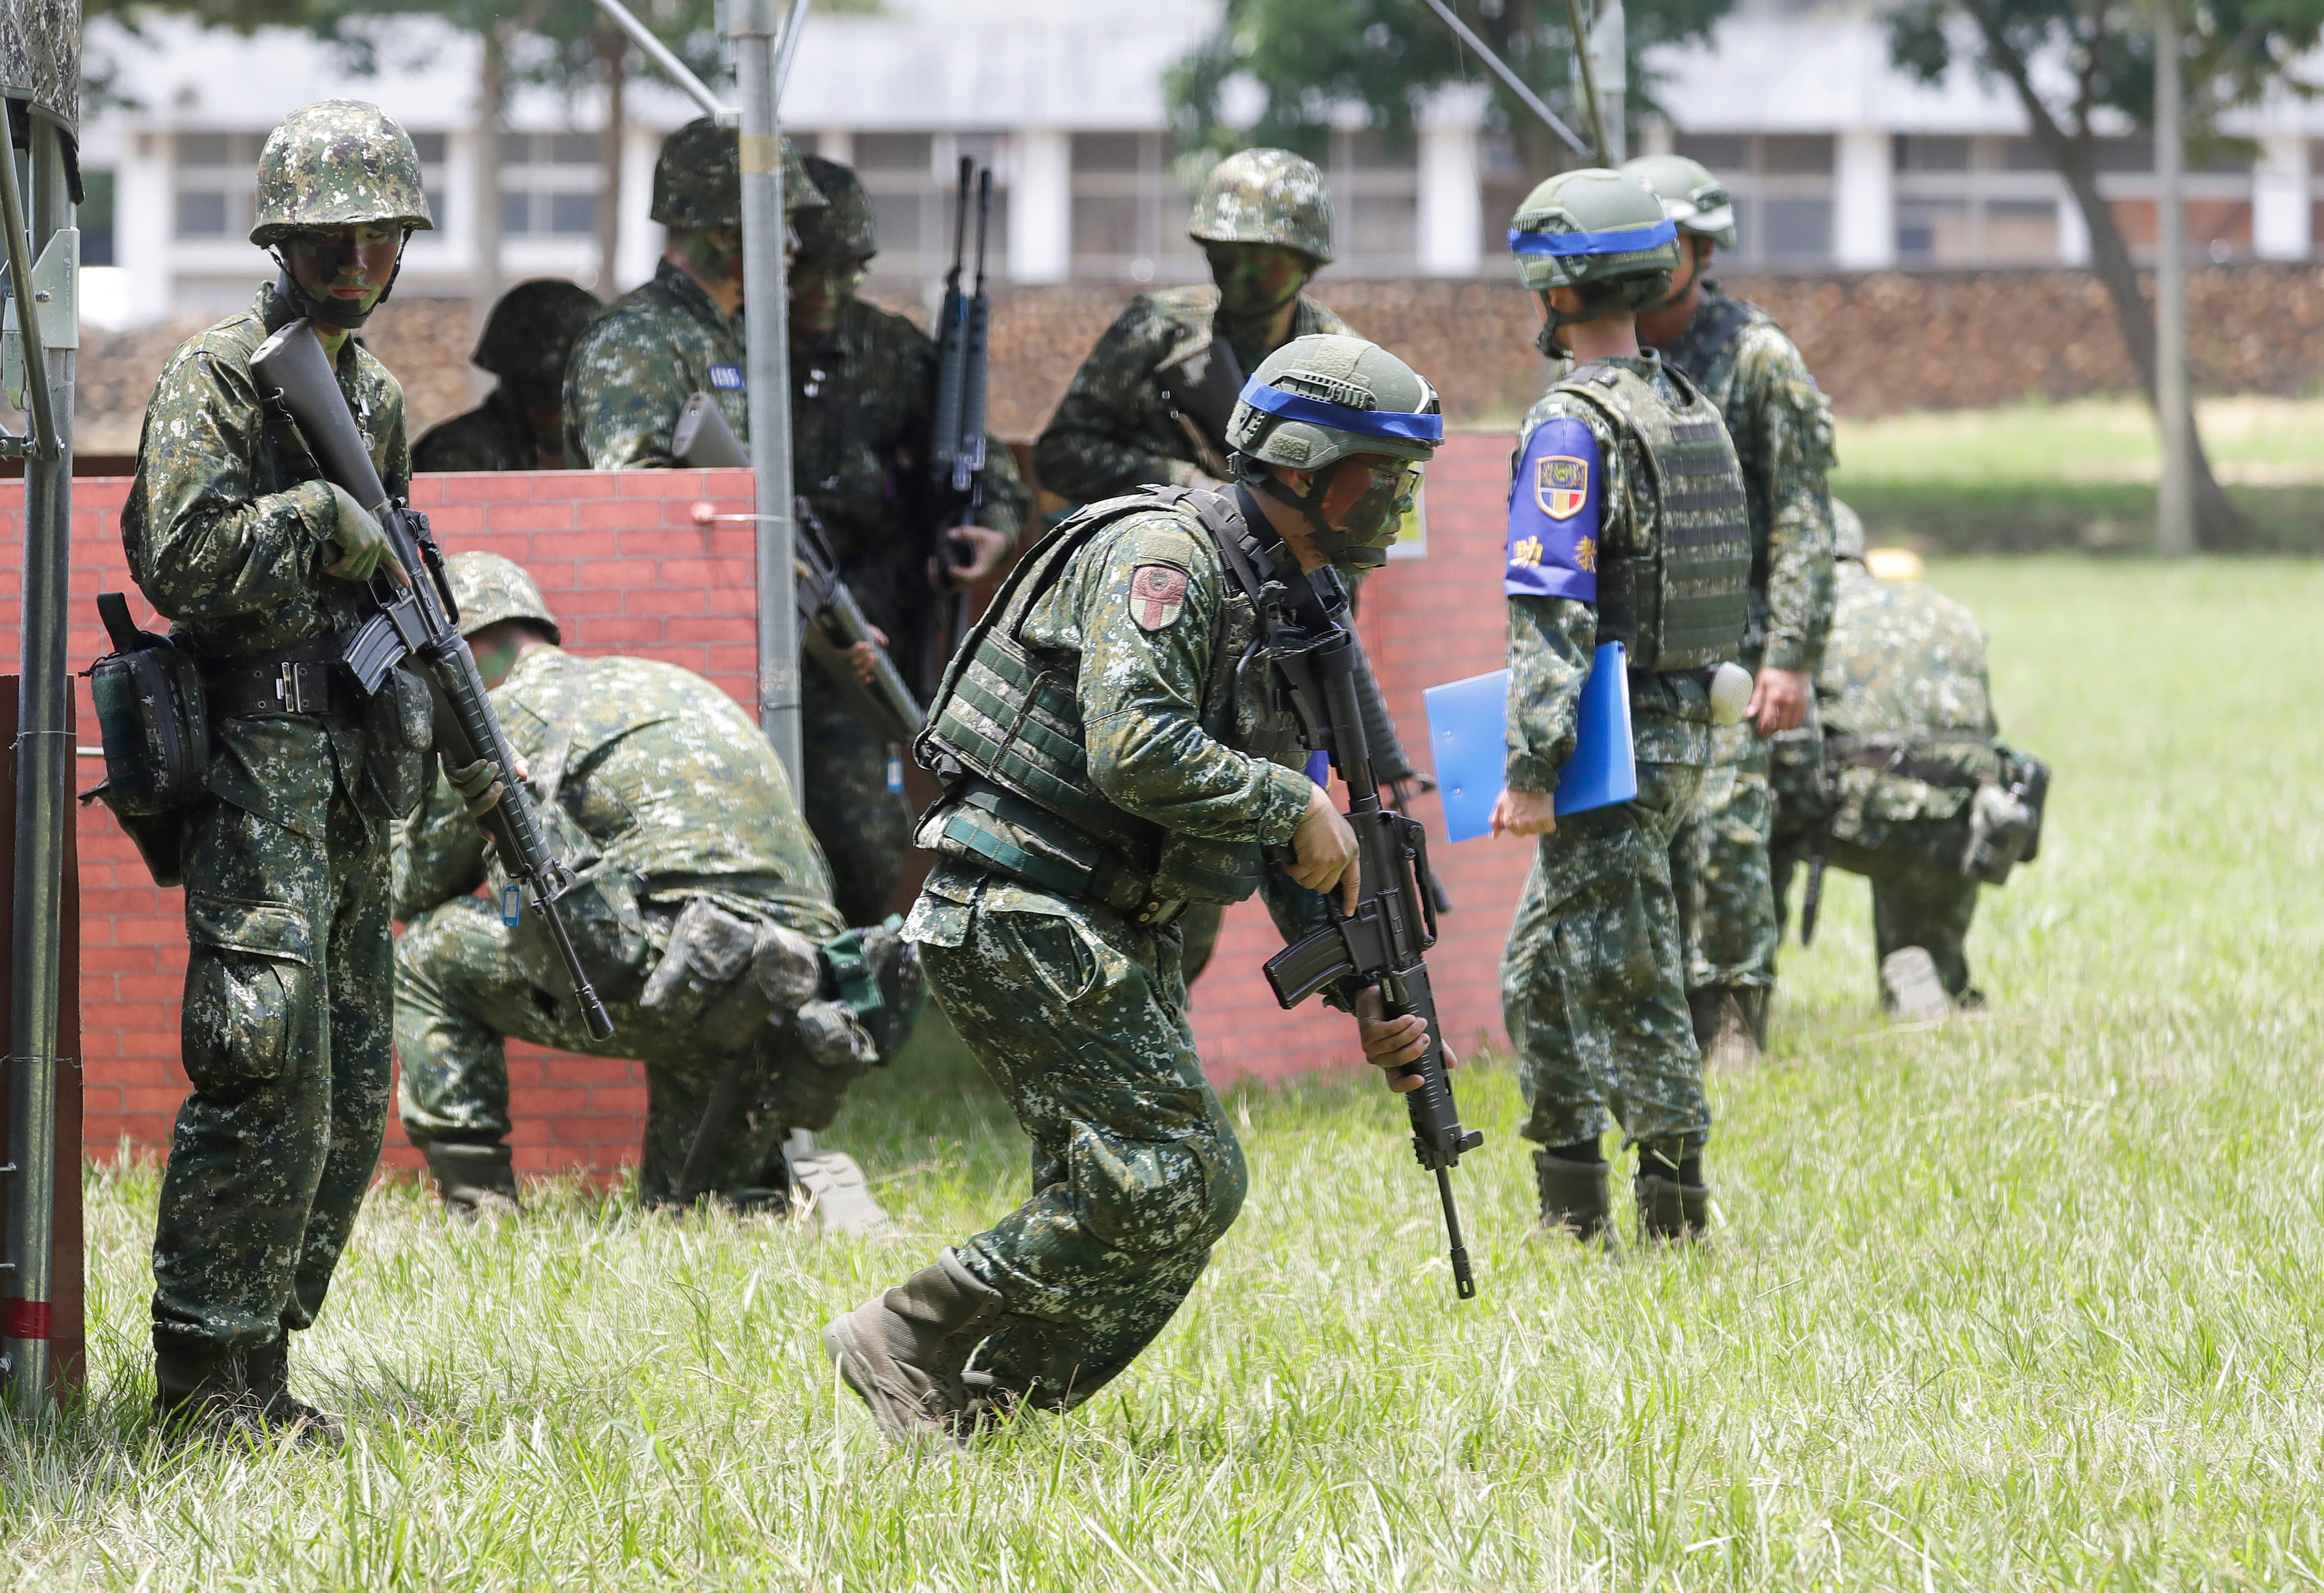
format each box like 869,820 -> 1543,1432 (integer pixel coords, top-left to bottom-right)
392,553 -> 921,1232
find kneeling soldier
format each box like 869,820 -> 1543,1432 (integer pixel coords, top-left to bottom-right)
825,334 -> 1447,1445
393,553 -> 917,1231
1494,169 -> 1750,1247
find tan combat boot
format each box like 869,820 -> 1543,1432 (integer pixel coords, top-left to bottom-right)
822,1251 -> 1006,1447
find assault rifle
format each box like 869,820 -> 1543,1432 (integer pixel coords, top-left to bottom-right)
676,390 -> 924,744
1262,581 -> 1482,1300
251,318 -> 614,1041
925,155 -> 994,695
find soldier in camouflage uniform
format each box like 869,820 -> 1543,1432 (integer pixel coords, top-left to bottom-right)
1495,169 -> 1750,1248
823,335 -> 1447,1447
413,279 -> 601,472
123,101 -> 445,1443
563,120 -> 824,469
394,554 -> 914,1230
1624,154 -> 1837,1068
1034,147 -> 1352,981
787,155 -> 1030,923
1770,504 -> 2044,1017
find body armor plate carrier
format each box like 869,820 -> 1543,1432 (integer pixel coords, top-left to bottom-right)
1554,361 -> 1750,672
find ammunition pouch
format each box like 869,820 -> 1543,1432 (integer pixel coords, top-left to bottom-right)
86,592 -> 209,818
1961,783 -> 2039,885
363,665 -> 435,820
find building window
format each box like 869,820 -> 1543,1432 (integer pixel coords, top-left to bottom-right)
1893,134 -> 2075,265
1675,132 -> 1835,266
175,129 -> 449,243
833,131 -> 1010,289
1328,130 -> 1419,276
1069,131 -> 1193,282
502,132 -> 598,237
80,168 -> 115,265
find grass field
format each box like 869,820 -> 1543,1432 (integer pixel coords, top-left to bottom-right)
6,557 -> 2323,1589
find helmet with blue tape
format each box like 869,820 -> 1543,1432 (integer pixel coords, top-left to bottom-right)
1507,167 -> 1680,293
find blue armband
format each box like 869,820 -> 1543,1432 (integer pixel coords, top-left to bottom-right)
1504,417 -> 1601,602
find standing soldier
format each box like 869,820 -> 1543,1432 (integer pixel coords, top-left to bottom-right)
563,120 -> 824,469
1034,147 -> 1351,983
1624,153 -> 1837,1069
121,101 -> 441,1442
787,155 -> 1029,924
823,335 -> 1446,1446
1494,170 -> 1750,1248
414,279 -> 601,472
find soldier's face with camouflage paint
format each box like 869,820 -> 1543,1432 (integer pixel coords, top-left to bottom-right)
1205,243 -> 1312,323
675,226 -> 748,311
280,224 -> 403,316
789,254 -> 869,343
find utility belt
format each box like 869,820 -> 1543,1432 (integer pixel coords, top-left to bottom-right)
201,638 -> 367,725
927,780 -> 1190,929
1824,732 -> 1992,792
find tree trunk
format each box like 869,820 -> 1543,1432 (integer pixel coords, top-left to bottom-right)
1966,4 -> 2241,547
474,21 -> 508,340
595,24 -> 625,296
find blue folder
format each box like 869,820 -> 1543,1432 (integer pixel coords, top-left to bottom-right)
1423,641 -> 1638,842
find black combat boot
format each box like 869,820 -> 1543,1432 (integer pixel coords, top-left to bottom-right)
243,1334 -> 343,1448
422,1139 -> 521,1220
1635,1151 -> 1712,1243
821,1249 -> 1007,1447
153,1335 -> 256,1444
1532,1147 -> 1612,1246
1693,987 -> 1764,1070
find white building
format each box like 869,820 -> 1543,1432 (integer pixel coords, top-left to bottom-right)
71,0 -> 2324,328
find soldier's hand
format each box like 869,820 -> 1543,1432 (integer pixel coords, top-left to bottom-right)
936,525 -> 1011,586
1354,985 -> 1453,1089
446,757 -> 507,818
846,634 -> 885,686
1491,788 -> 1557,837
1750,667 -> 1812,735
1289,782 -> 1360,914
321,484 -> 411,588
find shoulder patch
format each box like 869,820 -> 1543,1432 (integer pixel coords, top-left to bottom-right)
1505,416 -> 1602,603
1129,564 -> 1190,630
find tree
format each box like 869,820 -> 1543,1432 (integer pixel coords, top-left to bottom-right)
1888,0 -> 2324,549
1169,0 -> 1732,182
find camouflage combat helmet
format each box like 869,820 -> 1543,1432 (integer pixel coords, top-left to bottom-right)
1831,498 -> 1866,564
1188,148 -> 1334,265
473,279 -> 601,388
1620,153 -> 1738,251
651,118 -> 824,230
796,155 -> 877,258
1507,167 -> 1679,292
249,99 -> 435,247
1226,333 -> 1442,471
443,552 -> 562,645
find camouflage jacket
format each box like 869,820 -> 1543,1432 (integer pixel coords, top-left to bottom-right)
1661,282 -> 1835,675
563,260 -> 746,470
394,646 -> 844,940
1032,285 -> 1350,506
413,385 -> 539,473
796,296 -> 1029,684
120,279 -> 409,832
1819,561 -> 2003,836
1503,353 -> 1716,794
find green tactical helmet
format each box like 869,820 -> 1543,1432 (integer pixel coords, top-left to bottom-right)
1507,167 -> 1679,292
1831,498 -> 1866,564
1620,153 -> 1738,251
249,100 -> 435,247
1225,333 -> 1443,472
795,155 -> 876,258
1188,147 -> 1334,266
444,552 -> 562,646
651,119 -> 824,230
474,279 -> 601,387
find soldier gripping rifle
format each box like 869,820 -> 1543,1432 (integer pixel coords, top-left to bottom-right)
924,156 -> 996,695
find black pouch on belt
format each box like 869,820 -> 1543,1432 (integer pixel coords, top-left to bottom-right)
82,592 -> 210,887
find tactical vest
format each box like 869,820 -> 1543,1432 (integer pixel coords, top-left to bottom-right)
1552,361 -> 1750,673
916,486 -> 1311,918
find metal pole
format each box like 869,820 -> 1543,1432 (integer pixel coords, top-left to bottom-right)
727,0 -> 801,784
3,114 -> 76,1419
2154,0 -> 2194,557
1589,0 -> 1626,166
591,0 -> 734,124
1412,0 -> 1593,160
1561,0 -> 1612,163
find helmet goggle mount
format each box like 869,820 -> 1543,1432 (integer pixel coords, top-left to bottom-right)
270,224 -> 415,330
1229,375 -> 1443,568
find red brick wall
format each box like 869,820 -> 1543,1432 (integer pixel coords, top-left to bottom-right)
0,440 -> 1529,1172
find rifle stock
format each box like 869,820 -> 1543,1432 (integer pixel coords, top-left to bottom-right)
251,318 -> 615,1041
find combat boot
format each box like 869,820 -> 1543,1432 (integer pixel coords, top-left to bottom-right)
1880,947 -> 1952,1024
1693,987 -> 1763,1071
242,1334 -> 343,1449
423,1139 -> 521,1220
1532,1148 -> 1613,1247
822,1250 -> 1006,1447
789,1142 -> 896,1237
1635,1162 -> 1712,1243
152,1336 -> 259,1445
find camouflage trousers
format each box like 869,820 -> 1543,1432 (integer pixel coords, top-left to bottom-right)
911,864 -> 1246,1411
1502,762 -> 1710,1157
1669,720 -> 1779,995
152,789 -> 393,1353
395,895 -> 856,1206
803,681 -> 911,926
1772,820 -> 1983,1005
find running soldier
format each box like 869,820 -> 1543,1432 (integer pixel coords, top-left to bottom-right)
413,279 -> 601,472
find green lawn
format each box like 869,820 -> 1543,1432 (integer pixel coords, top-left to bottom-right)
6,558 -> 2323,1589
